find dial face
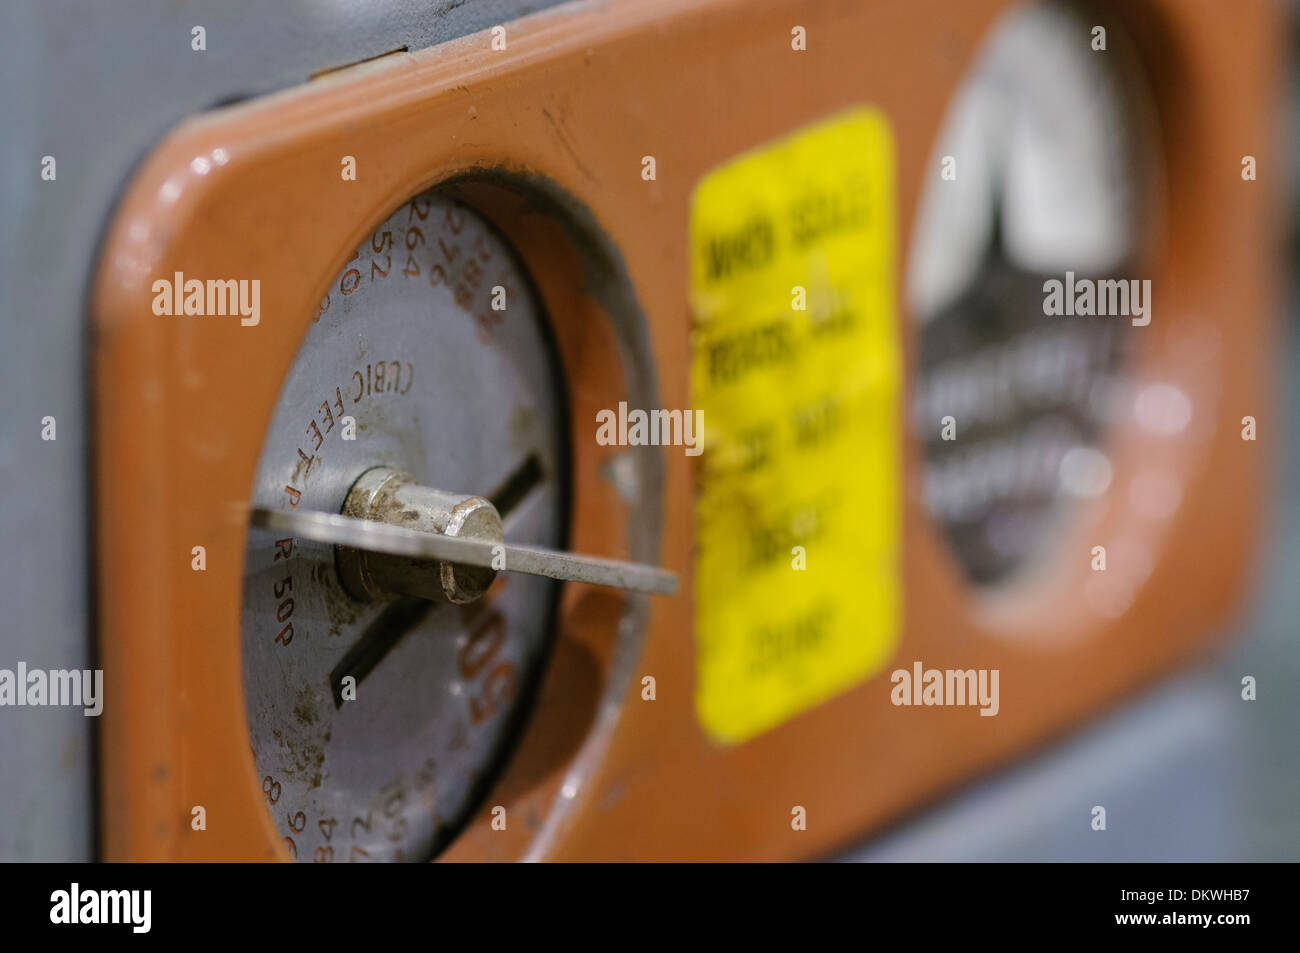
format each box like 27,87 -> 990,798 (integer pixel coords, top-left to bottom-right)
241,192 -> 568,861
907,0 -> 1146,584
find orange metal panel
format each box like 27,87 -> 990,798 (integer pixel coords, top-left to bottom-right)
93,0 -> 1280,860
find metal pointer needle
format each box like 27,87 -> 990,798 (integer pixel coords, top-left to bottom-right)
250,505 -> 677,596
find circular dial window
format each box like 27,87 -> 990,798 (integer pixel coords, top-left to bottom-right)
241,192 -> 568,861
907,0 -> 1151,584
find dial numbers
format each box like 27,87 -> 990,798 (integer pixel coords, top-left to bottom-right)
241,194 -> 567,861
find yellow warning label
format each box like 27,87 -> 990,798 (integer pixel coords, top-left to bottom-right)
689,107 -> 901,745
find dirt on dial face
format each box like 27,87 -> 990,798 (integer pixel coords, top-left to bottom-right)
240,193 -> 568,862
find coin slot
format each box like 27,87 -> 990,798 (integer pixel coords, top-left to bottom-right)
329,597 -> 435,709
488,453 -> 544,520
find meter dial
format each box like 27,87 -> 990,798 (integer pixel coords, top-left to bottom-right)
241,192 -> 569,862
907,0 -> 1151,584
